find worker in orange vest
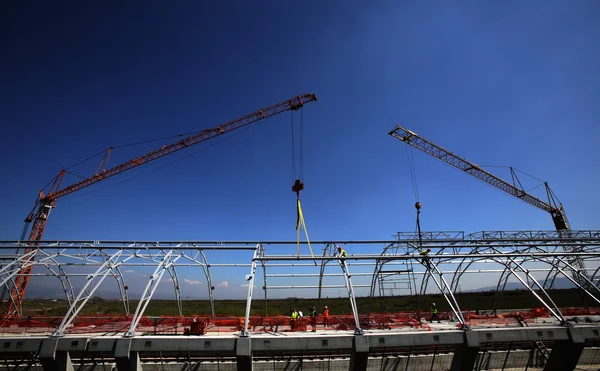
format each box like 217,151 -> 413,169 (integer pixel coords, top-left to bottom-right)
323,305 -> 330,328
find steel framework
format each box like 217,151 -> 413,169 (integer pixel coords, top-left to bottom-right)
0,230 -> 599,337
388,125 -> 593,297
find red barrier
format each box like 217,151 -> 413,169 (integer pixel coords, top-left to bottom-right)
2,306 -> 597,335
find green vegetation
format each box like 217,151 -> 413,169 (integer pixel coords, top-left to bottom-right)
21,288 -> 595,317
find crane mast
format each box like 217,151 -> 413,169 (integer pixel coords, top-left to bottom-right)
388,125 -> 591,290
5,94 -> 317,318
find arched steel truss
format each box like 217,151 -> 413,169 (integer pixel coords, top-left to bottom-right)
0,229 -> 599,336
371,230 -> 600,325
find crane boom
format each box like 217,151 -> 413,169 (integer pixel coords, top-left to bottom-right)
47,94 -> 317,202
389,124 -> 594,293
388,125 -> 569,231
5,93 -> 317,318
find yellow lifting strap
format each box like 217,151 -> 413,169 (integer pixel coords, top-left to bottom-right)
296,199 -> 316,262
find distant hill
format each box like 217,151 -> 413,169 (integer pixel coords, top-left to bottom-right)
23,276 -> 578,300
469,277 -> 575,292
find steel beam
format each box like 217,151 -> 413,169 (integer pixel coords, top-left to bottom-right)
419,260 -> 467,326
125,250 -> 181,337
339,258 -> 362,334
198,250 -> 215,316
53,250 -> 130,336
241,244 -> 262,337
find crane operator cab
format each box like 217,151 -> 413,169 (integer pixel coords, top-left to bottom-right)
38,204 -> 53,221
551,206 -> 569,231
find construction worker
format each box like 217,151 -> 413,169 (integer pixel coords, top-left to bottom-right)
290,308 -> 298,331
420,248 -> 432,269
323,305 -> 330,327
430,303 -> 440,323
309,306 -> 317,332
336,245 -> 348,274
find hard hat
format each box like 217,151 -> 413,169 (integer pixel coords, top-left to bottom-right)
427,248 -> 431,252
432,303 -> 436,305
337,246 -> 342,250
324,306 -> 328,308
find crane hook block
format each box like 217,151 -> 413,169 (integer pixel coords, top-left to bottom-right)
415,202 -> 422,211
292,179 -> 304,195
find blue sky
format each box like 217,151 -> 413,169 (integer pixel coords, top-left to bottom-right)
2,1 -> 599,300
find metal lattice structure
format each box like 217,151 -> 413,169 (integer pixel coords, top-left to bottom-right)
388,125 -> 595,298
0,230 -> 599,335
1,231 -> 600,370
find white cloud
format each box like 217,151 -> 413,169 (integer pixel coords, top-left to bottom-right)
183,279 -> 202,286
215,281 -> 229,288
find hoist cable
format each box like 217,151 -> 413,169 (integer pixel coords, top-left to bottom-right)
64,131 -> 204,171
405,145 -> 419,202
38,174 -> 62,195
111,131 -> 201,150
290,111 -> 296,182
300,108 -> 304,181
64,170 -> 87,180
412,205 -> 423,320
65,149 -> 107,171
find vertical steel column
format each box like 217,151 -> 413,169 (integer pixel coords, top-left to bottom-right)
369,246 -> 388,298
261,260 -> 268,315
125,250 -> 181,337
241,244 -> 261,337
198,251 -> 215,316
317,243 -> 332,308
112,266 -> 130,315
165,266 -> 183,316
339,258 -> 362,334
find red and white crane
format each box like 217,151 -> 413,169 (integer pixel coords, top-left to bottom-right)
5,94 -> 318,318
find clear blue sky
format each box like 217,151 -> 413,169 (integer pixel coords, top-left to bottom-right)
2,1 -> 599,300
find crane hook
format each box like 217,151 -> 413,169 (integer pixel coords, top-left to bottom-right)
292,179 -> 304,198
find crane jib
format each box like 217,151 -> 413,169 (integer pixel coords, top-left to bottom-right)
7,93 -> 317,319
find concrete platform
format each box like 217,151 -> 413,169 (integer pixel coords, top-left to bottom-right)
0,324 -> 599,370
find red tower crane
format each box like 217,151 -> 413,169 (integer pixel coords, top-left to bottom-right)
5,93 -> 318,318
388,125 -> 590,288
